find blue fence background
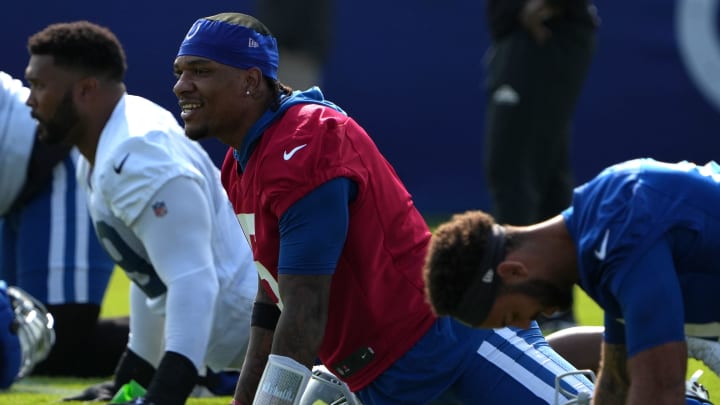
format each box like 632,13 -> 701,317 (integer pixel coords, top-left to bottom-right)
4,1 -> 719,216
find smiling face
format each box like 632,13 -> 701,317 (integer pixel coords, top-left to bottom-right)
172,56 -> 254,145
25,54 -> 83,145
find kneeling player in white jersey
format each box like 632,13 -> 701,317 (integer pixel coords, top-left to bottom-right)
24,21 -> 256,405
0,70 -> 122,377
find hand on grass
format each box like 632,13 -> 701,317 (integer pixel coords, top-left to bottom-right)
62,380 -> 116,401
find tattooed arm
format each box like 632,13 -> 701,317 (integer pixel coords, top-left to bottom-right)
593,342 -> 629,405
626,341 -> 687,405
233,273 -> 332,405
593,340 -> 687,405
274,273 -> 332,366
233,282 -> 277,405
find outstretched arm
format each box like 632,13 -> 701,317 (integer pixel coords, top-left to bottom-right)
234,283 -> 277,405
274,273 -> 331,366
593,341 -> 629,405
625,341 -> 687,405
234,177 -> 352,403
597,240 -> 688,404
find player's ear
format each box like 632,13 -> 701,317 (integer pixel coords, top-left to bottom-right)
244,67 -> 264,95
77,76 -> 98,96
75,76 -> 99,100
496,261 -> 529,283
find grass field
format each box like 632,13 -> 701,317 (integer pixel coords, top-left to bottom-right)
4,266 -> 718,404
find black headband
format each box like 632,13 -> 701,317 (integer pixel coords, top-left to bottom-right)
453,224 -> 506,327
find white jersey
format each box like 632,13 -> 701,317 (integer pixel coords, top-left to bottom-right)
0,71 -> 35,215
77,94 -> 255,370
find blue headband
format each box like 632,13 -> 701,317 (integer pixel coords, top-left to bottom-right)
177,17 -> 279,81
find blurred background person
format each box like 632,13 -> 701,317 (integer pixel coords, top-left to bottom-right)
482,0 -> 599,333
256,0 -> 333,90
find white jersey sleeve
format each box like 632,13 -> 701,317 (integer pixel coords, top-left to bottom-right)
0,71 -> 35,215
129,176 -> 218,370
80,94 -> 255,371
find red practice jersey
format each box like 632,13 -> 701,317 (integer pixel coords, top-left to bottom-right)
221,104 -> 435,391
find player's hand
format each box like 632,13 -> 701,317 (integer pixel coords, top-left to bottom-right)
519,0 -> 561,44
62,380 -> 116,401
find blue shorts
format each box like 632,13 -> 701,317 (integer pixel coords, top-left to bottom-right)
0,155 -> 114,305
357,317 -> 593,404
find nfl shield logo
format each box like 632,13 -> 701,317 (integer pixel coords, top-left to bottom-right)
152,201 -> 167,217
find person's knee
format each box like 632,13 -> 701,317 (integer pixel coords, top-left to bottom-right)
546,325 -> 604,373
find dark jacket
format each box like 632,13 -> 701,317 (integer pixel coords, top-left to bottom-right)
486,0 -> 598,41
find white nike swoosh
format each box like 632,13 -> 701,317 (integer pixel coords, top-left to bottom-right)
594,229 -> 610,261
283,144 -> 308,160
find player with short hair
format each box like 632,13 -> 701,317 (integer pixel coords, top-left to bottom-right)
25,20 -> 256,405
173,12 -> 593,404
424,158 -> 720,404
0,69 -> 123,377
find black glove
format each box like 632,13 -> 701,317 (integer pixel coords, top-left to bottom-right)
62,380 -> 117,401
63,349 -> 156,402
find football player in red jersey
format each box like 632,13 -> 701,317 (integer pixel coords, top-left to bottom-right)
173,12 -> 594,405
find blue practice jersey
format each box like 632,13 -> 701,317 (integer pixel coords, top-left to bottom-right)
563,158 -> 720,356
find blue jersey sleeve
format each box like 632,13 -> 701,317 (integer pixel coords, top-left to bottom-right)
277,178 -> 356,275
603,312 -> 626,345
612,239 -> 686,357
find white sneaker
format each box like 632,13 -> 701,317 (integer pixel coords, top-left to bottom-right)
686,369 -> 712,404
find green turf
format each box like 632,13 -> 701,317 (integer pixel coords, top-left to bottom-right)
3,268 -> 717,403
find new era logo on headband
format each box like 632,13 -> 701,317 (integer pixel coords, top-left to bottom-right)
481,269 -> 494,283
177,17 -> 280,81
185,21 -> 201,40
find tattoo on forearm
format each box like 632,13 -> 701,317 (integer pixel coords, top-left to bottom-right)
594,344 -> 629,405
235,326 -> 275,403
274,275 -> 329,368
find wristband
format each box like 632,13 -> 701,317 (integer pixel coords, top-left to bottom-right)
251,302 -> 281,330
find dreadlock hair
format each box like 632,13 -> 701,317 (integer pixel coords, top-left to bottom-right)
27,20 -> 127,82
267,78 -> 293,111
